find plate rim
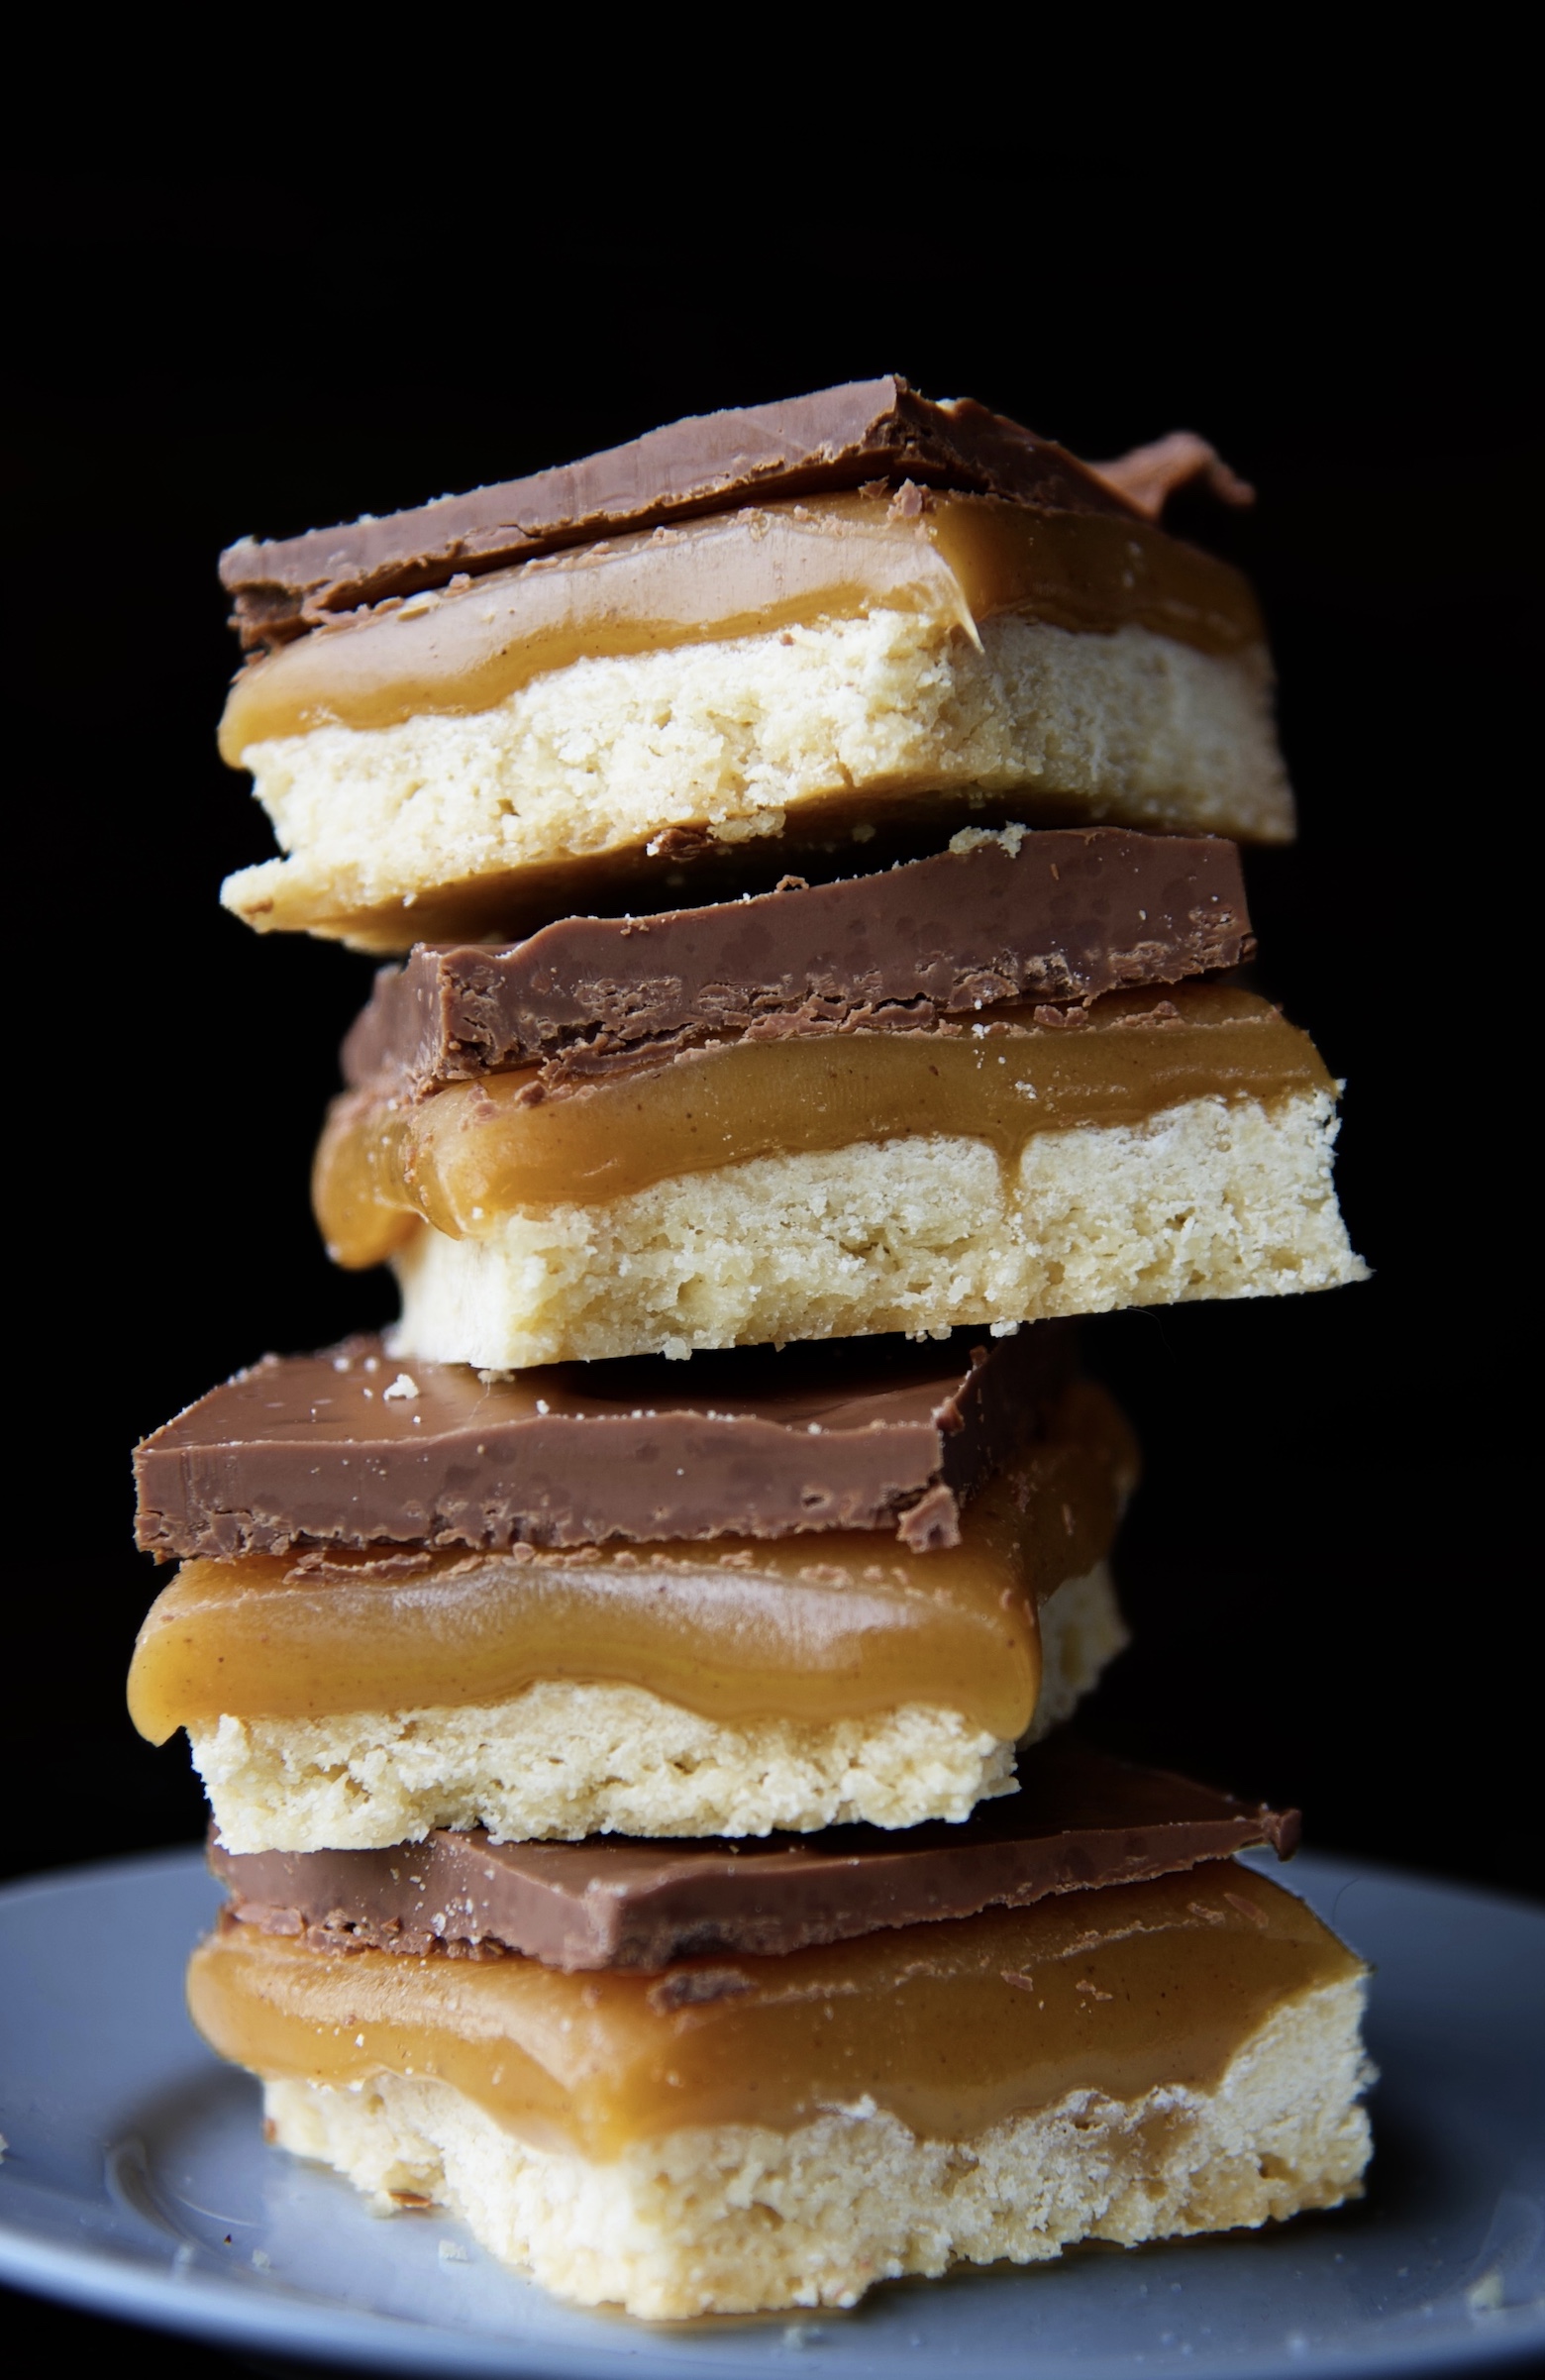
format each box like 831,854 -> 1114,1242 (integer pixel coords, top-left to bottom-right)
3,1845 -> 1543,2380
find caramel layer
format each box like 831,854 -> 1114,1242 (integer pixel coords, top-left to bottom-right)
315,983 -> 1332,1270
127,1386 -> 1134,1748
188,1866 -> 1359,2157
219,492 -> 1263,760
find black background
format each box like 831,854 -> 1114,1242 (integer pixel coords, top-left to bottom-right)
3,176 -> 1538,2369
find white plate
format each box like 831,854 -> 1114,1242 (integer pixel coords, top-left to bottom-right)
1,1847 -> 1541,2377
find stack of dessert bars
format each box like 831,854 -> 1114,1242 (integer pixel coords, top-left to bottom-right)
130,379 -> 1373,2320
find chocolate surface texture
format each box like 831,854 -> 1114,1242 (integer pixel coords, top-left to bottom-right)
135,1325 -> 1074,1562
344,830 -> 1255,1097
220,378 -> 1144,649
210,1738 -> 1300,1971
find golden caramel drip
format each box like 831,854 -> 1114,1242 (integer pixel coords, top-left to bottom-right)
127,1386 -> 1135,1747
219,491 -> 1263,760
187,1866 -> 1360,2157
315,983 -> 1333,1269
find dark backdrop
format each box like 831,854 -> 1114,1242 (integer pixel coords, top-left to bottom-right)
3,171 -> 1539,2376
6,188 -> 1538,1901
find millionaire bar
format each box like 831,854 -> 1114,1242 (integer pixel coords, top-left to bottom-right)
134,1324 -> 1074,1563
210,1736 -> 1299,1971
320,979 -> 1365,1369
132,1380 -> 1134,1847
218,384 -> 1288,951
343,829 -> 1255,1097
220,377 -> 1152,649
192,1867 -> 1371,2316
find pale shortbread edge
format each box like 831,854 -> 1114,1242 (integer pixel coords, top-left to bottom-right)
261,1970 -> 1371,2317
222,614 -> 1292,938
191,1564 -> 1126,1855
391,1090 -> 1367,1370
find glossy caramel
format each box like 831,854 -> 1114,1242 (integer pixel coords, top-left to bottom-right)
316,983 -> 1333,1269
127,1385 -> 1135,1747
188,1866 -> 1360,2156
219,491 -> 1263,760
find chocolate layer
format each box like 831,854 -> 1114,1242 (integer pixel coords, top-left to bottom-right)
343,830 -> 1254,1097
135,1325 -> 1073,1562
220,378 -> 1139,649
210,1737 -> 1299,1971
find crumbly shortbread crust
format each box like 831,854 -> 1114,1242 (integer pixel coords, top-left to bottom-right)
391,1091 -> 1366,1371
191,1564 -> 1126,1854
222,614 -> 1291,945
262,1972 -> 1370,2317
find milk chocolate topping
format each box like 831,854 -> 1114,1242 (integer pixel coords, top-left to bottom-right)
135,1325 -> 1073,1562
220,378 -> 1141,649
210,1738 -> 1300,1970
343,831 -> 1254,1097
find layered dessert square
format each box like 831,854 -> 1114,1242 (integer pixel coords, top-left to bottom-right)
312,830 -> 1362,1365
189,1752 -> 1370,2316
133,1331 -> 1133,1844
218,380 -> 1290,952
